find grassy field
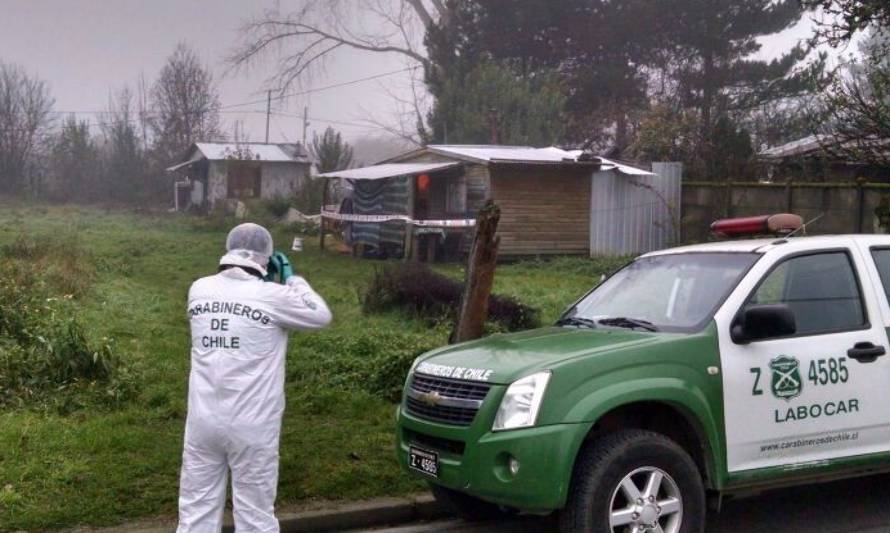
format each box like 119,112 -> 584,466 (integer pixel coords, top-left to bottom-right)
0,204 -> 625,531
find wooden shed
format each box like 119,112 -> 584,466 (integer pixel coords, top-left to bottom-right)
320,145 -> 663,260
166,142 -> 312,211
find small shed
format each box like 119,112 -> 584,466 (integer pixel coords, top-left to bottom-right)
166,142 -> 312,210
320,145 -> 678,259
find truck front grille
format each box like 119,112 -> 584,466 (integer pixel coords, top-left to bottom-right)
404,373 -> 492,426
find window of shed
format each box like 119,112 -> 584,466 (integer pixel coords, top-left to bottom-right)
446,176 -> 467,214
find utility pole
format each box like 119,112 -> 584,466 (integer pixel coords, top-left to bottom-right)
139,73 -> 148,150
302,106 -> 309,146
265,90 -> 271,143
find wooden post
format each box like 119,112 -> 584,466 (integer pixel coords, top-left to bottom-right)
450,200 -> 501,344
319,178 -> 329,251
784,179 -> 793,213
856,177 -> 866,233
725,181 -> 734,218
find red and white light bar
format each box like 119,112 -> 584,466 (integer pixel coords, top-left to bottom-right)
710,213 -> 804,238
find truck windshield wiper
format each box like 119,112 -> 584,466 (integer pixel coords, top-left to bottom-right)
555,316 -> 598,329
597,317 -> 659,332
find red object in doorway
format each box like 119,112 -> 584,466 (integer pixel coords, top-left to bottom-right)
417,174 -> 430,192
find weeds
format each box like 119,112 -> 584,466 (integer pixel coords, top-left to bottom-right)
1,232 -> 96,298
0,255 -> 137,412
289,327 -> 446,402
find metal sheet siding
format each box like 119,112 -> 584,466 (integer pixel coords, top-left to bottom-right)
589,162 -> 682,256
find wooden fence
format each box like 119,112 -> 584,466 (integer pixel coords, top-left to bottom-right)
682,180 -> 890,243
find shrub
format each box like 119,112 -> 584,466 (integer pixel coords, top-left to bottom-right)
0,259 -> 137,411
362,263 -> 540,331
263,195 -> 294,219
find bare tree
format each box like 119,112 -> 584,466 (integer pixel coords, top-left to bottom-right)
359,66 -> 431,146
0,62 -> 54,194
150,43 -> 223,166
231,1 -> 447,85
102,87 -> 149,203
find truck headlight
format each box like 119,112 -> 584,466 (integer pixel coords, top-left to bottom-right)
493,371 -> 551,431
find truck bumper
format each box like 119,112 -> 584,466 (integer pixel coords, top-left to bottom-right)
396,406 -> 591,512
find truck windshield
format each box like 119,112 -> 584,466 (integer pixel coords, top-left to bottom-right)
565,252 -> 760,333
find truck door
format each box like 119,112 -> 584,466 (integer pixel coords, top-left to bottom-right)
716,244 -> 890,473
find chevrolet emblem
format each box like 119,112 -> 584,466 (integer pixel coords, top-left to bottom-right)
421,391 -> 442,407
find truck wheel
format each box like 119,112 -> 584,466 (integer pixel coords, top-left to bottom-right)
429,483 -> 509,522
559,429 -> 705,533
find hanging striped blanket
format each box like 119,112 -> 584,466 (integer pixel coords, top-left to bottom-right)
350,177 -> 410,248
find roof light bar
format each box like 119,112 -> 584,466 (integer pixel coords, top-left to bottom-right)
710,213 -> 803,238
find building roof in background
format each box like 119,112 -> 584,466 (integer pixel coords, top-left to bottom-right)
758,135 -> 832,160
759,135 -> 890,163
166,142 -> 310,172
318,162 -> 461,181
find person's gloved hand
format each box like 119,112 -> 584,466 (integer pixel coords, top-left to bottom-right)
265,251 -> 294,284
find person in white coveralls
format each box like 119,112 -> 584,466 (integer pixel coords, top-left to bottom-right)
177,223 -> 332,533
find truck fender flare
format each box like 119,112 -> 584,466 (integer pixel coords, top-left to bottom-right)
562,377 -> 723,490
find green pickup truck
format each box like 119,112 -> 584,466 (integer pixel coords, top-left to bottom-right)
395,233 -> 890,532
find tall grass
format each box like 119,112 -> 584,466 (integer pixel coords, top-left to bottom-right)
0,237 -> 137,412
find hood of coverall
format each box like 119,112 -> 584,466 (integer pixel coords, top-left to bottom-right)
219,223 -> 273,277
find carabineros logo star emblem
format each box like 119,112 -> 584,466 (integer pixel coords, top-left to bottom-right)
770,355 -> 803,401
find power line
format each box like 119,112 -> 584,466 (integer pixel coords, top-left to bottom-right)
43,65 -> 420,132
219,66 -> 421,110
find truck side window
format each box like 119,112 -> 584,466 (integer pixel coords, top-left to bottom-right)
748,252 -> 865,336
870,249 -> 890,303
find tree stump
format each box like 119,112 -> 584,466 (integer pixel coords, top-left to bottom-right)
450,200 -> 501,343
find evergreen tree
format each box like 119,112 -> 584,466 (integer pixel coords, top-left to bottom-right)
801,0 -> 890,48
652,0 -> 817,177
310,127 -> 354,174
425,0 -> 659,148
662,0 -> 809,136
428,61 -> 566,145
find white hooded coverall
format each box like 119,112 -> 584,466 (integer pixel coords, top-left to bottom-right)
177,266 -> 331,532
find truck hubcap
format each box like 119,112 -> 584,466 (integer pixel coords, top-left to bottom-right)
609,466 -> 682,533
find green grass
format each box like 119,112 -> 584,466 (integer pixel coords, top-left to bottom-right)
0,203 -> 624,531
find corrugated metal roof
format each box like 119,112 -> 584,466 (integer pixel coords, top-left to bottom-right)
759,134 -> 890,161
425,145 -> 653,175
166,142 -> 309,172
318,162 -> 461,181
759,135 -> 830,160
194,142 -> 298,162
428,145 -> 576,163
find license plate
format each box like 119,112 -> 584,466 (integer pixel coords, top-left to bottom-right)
408,446 -> 439,477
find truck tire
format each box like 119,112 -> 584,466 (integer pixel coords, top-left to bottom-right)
429,483 -> 508,522
559,429 -> 705,533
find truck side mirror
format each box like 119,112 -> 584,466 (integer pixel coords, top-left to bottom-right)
731,304 -> 796,344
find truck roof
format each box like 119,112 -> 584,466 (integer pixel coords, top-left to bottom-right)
643,234 -> 890,257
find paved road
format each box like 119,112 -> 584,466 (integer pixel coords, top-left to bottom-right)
357,473 -> 890,532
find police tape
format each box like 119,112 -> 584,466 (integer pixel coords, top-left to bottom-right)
321,211 -> 476,228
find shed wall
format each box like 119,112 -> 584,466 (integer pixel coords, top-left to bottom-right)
589,162 -> 682,256
490,165 -> 591,256
203,160 -> 310,207
207,161 -> 228,206
260,161 -> 310,198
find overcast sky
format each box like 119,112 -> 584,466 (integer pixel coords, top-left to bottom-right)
0,0 -> 827,146
0,0 -> 419,144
